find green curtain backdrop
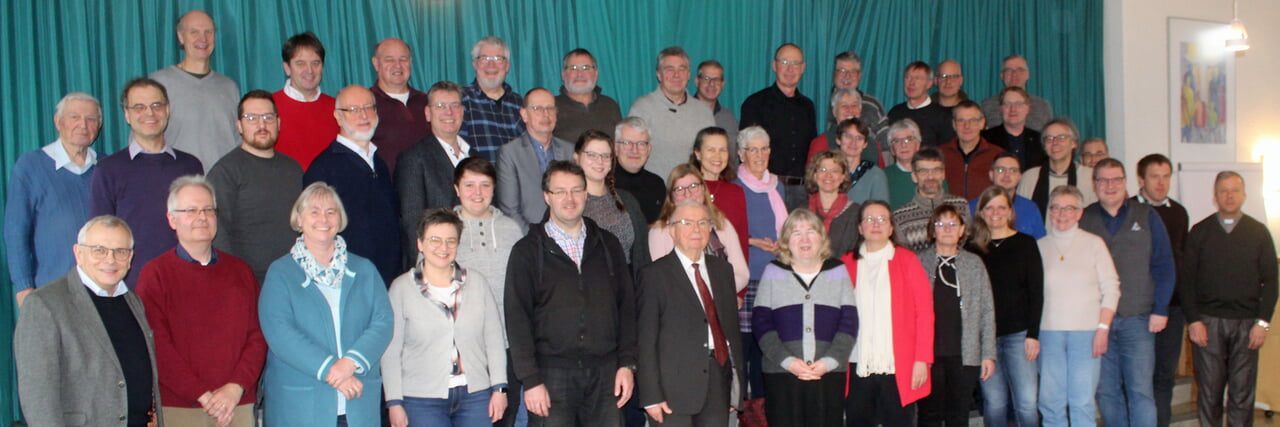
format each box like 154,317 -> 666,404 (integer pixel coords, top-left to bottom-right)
0,0 -> 1102,422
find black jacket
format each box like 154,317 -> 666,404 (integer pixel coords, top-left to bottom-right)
504,217 -> 638,388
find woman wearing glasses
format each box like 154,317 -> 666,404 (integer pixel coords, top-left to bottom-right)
806,150 -> 862,257
830,118 -> 889,204
689,126 -> 750,258
382,208 -> 507,427
839,200 -> 933,427
649,164 -> 749,292
575,130 -> 651,274
258,182 -> 393,427
1036,185 -> 1120,427
915,204 -> 996,427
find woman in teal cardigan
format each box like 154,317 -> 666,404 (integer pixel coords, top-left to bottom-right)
259,182 -> 394,427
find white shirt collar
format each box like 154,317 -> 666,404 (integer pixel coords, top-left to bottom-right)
42,139 -> 97,175
436,135 -> 471,167
335,134 -> 378,171
1136,193 -> 1171,207
907,96 -> 932,110
127,136 -> 177,159
76,266 -> 129,297
283,79 -> 322,102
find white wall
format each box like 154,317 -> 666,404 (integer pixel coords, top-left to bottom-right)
1105,0 -> 1280,240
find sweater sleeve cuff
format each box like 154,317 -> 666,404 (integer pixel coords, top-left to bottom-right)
780,356 -> 797,370
345,350 -> 371,374
819,357 -> 840,372
386,399 -> 403,408
316,355 -> 336,381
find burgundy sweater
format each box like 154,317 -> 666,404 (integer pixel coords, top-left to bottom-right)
136,249 -> 266,407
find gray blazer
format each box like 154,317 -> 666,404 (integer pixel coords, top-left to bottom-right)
917,248 -> 998,366
15,269 -> 163,427
495,133 -> 574,228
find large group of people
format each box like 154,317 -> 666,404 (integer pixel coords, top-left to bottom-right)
7,9 -> 1277,427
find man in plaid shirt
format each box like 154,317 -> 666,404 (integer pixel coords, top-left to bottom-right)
460,36 -> 526,162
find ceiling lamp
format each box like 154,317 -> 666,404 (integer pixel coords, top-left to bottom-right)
1226,1 -> 1250,51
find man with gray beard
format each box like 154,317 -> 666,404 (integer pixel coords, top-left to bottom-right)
461,36 -> 526,162
554,48 -> 622,142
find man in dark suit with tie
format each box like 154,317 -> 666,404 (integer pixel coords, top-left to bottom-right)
638,200 -> 745,426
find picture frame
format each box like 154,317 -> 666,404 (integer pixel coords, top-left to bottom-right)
1167,17 -> 1237,163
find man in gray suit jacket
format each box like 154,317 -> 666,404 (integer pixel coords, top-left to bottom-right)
638,201 -> 745,426
15,215 -> 164,427
496,88 -> 575,228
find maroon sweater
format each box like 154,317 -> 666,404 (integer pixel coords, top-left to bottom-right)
136,249 -> 266,407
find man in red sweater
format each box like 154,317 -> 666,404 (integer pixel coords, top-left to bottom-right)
136,175 -> 266,427
272,32 -> 339,170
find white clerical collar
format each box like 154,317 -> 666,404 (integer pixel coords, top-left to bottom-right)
42,139 -> 97,175
283,79 -> 322,102
76,266 -> 129,297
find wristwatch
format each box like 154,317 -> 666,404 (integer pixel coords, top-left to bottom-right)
1259,319 -> 1271,332
494,387 -> 509,394
622,364 -> 638,372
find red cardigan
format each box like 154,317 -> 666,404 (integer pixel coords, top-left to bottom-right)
706,179 -> 751,260
840,246 -> 934,405
136,249 -> 267,407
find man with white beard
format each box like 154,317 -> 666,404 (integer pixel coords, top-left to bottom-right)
461,36 -> 526,162
553,48 -> 623,142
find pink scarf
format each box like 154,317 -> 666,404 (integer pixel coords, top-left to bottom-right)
736,164 -> 788,232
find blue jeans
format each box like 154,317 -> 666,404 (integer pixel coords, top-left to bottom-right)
1097,313 -> 1157,427
981,330 -> 1040,427
402,386 -> 493,427
1039,330 -> 1101,427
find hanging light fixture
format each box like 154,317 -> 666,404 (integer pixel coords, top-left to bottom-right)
1225,0 -> 1250,51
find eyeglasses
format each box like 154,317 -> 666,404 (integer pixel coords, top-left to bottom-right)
616,140 -> 651,149
953,118 -> 983,126
774,59 -> 804,68
933,221 -> 961,229
425,236 -> 460,249
816,167 -> 843,175
1043,134 -> 1074,144
579,151 -> 612,162
992,166 -> 1021,174
890,137 -> 919,146
240,113 -> 278,124
697,75 -> 724,83
840,133 -> 866,143
742,146 -> 771,155
126,102 -> 169,114
172,207 -> 217,217
670,218 -> 715,229
546,188 -> 586,198
937,73 -> 963,81
835,67 -> 861,75
1002,67 -> 1029,74
80,244 -> 134,261
524,105 -> 557,114
1048,205 -> 1080,213
564,64 -> 595,71
914,167 -> 945,176
1095,176 -> 1126,186
862,216 -> 889,224
431,102 -> 463,112
336,104 -> 377,115
672,182 -> 703,194
475,55 -> 508,64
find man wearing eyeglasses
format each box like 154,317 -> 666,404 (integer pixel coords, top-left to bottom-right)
273,32 -> 339,170
694,60 -> 740,156
396,80 -> 479,269
887,61 -> 955,148
461,36 -> 526,163
16,215 -> 164,427
980,86 -> 1046,170
741,43 -> 817,210
980,55 -> 1055,131
967,153 -> 1047,238
891,147 -> 970,252
497,88 -> 575,228
505,161 -> 637,427
554,49 -> 623,142
1017,117 -> 1097,219
829,52 -> 886,137
135,175 -> 266,427
931,60 -> 969,108
368,38 -> 431,174
149,10 -> 240,172
206,90 -> 303,283
304,85 -> 401,285
90,77 -> 204,286
1079,158 -> 1175,427
612,117 -> 666,223
7,92 -> 103,308
938,100 -> 1004,199
628,46 -> 716,183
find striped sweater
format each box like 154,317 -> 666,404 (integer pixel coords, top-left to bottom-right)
752,259 -> 858,373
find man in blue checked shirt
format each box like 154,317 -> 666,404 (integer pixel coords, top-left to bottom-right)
460,36 -> 526,163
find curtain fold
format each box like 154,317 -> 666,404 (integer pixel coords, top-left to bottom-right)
0,0 -> 1102,422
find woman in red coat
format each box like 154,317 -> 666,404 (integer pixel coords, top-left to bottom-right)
839,200 -> 934,426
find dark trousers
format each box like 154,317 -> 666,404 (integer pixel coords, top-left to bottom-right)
1191,315 -> 1260,427
744,331 -> 766,399
646,357 -> 732,427
529,364 -> 621,427
918,356 -> 980,426
496,348 -> 524,427
763,371 -> 845,427
1153,306 -> 1186,427
845,365 -> 917,427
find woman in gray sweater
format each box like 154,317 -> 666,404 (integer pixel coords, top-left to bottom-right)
751,209 -> 858,427
916,203 -> 996,427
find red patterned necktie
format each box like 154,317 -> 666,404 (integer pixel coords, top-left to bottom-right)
692,263 -> 730,366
